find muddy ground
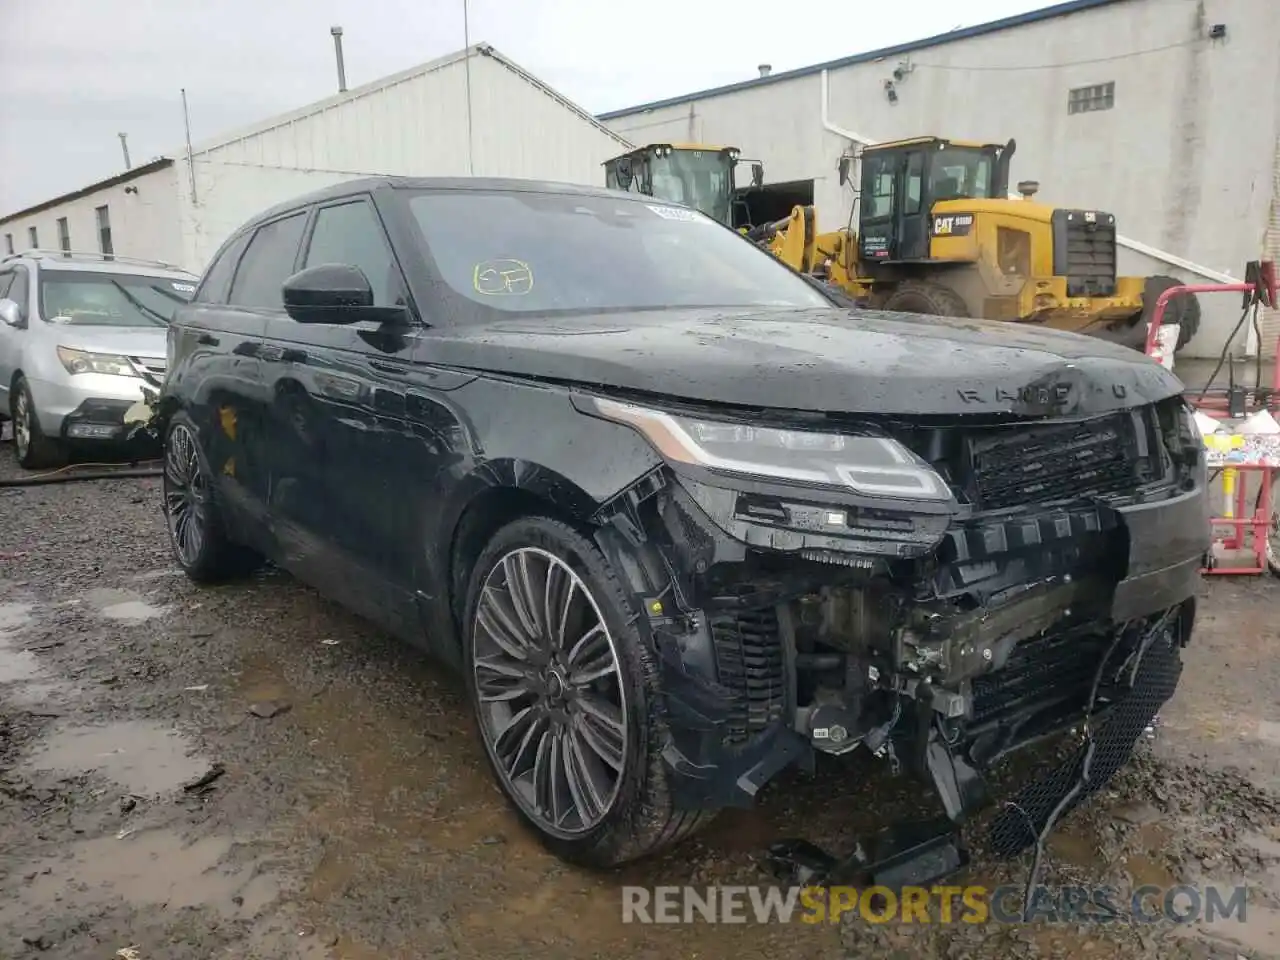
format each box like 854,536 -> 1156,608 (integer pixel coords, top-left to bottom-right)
1,447 -> 1278,960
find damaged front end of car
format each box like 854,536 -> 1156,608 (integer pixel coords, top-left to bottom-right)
577,390 -> 1208,886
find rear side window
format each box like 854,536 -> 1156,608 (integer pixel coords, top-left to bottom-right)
0,272 -> 12,300
228,212 -> 308,310
194,231 -> 252,304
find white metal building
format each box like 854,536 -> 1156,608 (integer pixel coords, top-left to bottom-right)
1,45 -> 631,275
599,0 -> 1280,360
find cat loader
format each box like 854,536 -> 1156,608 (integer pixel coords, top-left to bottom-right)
751,136 -> 1199,351
603,143 -> 763,228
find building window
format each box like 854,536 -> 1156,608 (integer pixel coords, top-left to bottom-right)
27,226 -> 38,249
57,217 -> 71,253
3,234 -> 12,255
95,205 -> 114,258
1068,82 -> 1115,114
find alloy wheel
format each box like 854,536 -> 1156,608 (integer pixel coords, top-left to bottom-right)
163,423 -> 208,567
13,389 -> 30,462
472,547 -> 629,838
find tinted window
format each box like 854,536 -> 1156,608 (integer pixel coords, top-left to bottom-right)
228,213 -> 308,309
39,270 -> 194,326
195,232 -> 251,304
406,191 -> 830,315
304,200 -> 404,306
0,272 -> 12,300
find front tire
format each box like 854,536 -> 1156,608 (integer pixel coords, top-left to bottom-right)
463,516 -> 714,867
880,279 -> 970,318
163,413 -> 258,583
11,376 -> 66,470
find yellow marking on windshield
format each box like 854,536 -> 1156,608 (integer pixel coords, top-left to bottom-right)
473,259 -> 534,296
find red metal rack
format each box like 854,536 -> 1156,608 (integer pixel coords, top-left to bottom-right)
1142,265 -> 1278,577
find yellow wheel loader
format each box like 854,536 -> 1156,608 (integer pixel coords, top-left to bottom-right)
603,143 -> 763,228
751,136 -> 1199,351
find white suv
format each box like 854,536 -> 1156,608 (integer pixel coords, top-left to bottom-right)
0,250 -> 198,468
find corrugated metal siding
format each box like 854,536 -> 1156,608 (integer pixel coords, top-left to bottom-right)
180,48 -> 630,270
1262,128 -> 1280,359
602,0 -> 1276,362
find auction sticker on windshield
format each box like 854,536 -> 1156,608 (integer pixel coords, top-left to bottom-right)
647,205 -> 709,223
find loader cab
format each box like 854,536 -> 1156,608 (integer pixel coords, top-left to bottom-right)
847,136 -> 1015,263
604,144 -> 761,228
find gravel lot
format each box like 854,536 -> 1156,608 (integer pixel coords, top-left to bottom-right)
1,441 -> 1278,960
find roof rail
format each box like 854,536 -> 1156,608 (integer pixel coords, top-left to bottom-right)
1,248 -> 190,273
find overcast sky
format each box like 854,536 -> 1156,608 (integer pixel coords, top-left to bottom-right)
0,0 -> 1046,215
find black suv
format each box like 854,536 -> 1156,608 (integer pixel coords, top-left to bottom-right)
155,177 -> 1208,872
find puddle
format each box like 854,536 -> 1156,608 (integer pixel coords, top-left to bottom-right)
0,600 -> 41,683
24,720 -> 209,796
80,587 -> 166,622
0,827 -> 280,925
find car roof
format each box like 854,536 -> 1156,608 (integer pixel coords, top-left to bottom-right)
1,250 -> 196,280
244,175 -> 650,230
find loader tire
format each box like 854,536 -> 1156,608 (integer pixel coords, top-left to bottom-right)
881,280 -> 971,319
1143,275 -> 1201,351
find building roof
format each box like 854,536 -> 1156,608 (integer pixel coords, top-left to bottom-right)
192,43 -> 630,156
596,0 -> 1129,120
0,158 -> 174,227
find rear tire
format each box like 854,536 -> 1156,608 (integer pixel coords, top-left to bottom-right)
1143,275 -> 1201,351
10,376 -> 66,470
880,279 -> 971,318
162,412 -> 260,583
1259,475 -> 1280,578
462,515 -> 715,867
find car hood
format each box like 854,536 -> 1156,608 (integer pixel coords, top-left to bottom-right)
430,307 -> 1182,417
54,325 -> 167,359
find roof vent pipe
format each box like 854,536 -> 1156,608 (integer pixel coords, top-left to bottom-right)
758,63 -> 772,78
331,26 -> 348,93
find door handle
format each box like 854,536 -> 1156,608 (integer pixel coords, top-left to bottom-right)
369,359 -> 410,379
197,333 -> 219,346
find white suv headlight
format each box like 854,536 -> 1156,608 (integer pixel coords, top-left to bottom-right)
56,346 -> 138,378
590,397 -> 950,500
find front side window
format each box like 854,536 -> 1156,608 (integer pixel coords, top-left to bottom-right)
406,189 -> 831,317
303,200 -> 403,306
930,147 -> 996,201
39,270 -> 194,326
228,212 -> 308,310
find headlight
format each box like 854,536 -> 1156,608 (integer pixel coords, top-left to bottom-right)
56,347 -> 138,378
590,397 -> 950,500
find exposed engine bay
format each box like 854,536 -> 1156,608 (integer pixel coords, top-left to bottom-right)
590,391 -> 1208,881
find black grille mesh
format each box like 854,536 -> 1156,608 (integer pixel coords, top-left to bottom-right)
971,629 -> 1117,725
987,623 -> 1183,858
970,414 -> 1141,510
710,607 -> 786,746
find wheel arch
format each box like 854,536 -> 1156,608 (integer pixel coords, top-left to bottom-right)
443,461 -> 602,645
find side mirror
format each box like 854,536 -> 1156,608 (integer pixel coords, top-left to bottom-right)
282,264 -> 407,326
0,298 -> 22,328
750,163 -> 764,188
837,156 -> 853,187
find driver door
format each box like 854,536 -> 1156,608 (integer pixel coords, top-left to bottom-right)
0,267 -> 29,413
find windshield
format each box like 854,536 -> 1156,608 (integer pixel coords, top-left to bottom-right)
930,147 -> 997,201
646,150 -> 734,226
406,190 -> 831,316
39,270 -> 195,327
